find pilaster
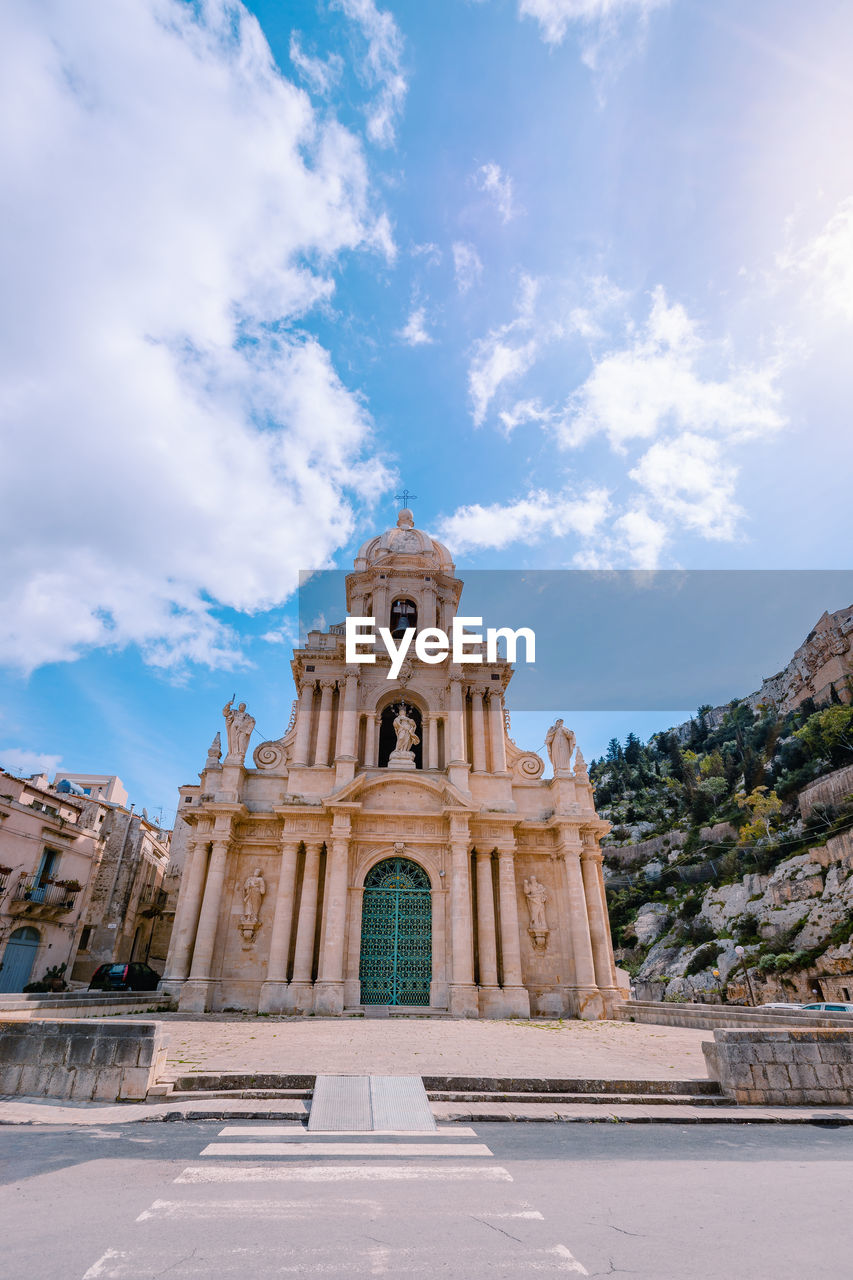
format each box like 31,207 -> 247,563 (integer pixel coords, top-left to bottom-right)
258,840 -> 301,1013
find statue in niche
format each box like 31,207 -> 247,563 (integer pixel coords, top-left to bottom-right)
523,874 -> 550,950
223,697 -> 255,762
239,867 -> 266,941
393,704 -> 419,754
545,719 -> 575,775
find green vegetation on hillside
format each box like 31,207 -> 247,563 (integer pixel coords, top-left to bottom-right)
592,698 -> 853,985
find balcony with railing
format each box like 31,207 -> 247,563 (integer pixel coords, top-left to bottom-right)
11,877 -> 82,916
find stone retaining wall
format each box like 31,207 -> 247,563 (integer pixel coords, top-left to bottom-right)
799,764 -> 853,818
613,1000 -> 853,1031
704,1028 -> 853,1105
0,1019 -> 167,1101
0,993 -> 172,1019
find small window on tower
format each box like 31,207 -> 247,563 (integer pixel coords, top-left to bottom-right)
389,598 -> 417,638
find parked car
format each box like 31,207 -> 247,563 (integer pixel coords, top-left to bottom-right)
758,1002 -> 805,1009
800,1001 -> 853,1014
88,962 -> 160,992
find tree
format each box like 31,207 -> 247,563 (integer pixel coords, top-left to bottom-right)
735,786 -> 783,846
794,705 -> 853,763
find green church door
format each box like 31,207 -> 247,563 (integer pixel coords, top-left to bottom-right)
359,857 -> 431,1006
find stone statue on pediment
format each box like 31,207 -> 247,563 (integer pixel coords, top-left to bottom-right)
223,697 -> 255,763
545,719 -> 575,775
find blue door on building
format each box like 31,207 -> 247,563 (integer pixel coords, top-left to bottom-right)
0,926 -> 41,992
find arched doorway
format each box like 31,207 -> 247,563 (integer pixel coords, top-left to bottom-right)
0,926 -> 40,992
359,857 -> 431,1006
378,702 -> 423,769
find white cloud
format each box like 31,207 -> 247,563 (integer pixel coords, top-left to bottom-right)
438,487 -> 611,552
498,398 -> 552,436
560,287 -> 785,451
335,0 -> 407,147
629,432 -> 742,540
470,340 -> 539,426
289,32 -> 344,95
518,0 -> 669,48
0,0 -> 395,674
777,197 -> 853,322
0,748 -> 63,778
611,507 -> 669,568
452,241 -> 484,294
475,162 -> 518,223
412,242 -> 442,267
398,306 -> 434,347
260,618 -> 300,646
468,275 -> 541,425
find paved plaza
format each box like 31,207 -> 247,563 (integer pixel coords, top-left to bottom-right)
146,1014 -> 712,1080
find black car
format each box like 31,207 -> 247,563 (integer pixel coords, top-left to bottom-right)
88,961 -> 161,992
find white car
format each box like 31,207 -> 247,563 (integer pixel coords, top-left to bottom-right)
800,1001 -> 853,1014
758,1002 -> 805,1009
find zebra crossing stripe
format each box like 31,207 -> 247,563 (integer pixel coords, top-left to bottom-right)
175,1163 -> 514,1182
216,1124 -> 479,1137
199,1141 -> 493,1157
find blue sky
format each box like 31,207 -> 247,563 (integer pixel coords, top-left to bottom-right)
1,0 -> 852,819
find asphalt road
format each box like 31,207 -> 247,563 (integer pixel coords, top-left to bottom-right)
0,1120 -> 850,1279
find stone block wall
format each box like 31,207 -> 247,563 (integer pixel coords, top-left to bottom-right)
0,1019 -> 167,1102
704,1028 -> 853,1105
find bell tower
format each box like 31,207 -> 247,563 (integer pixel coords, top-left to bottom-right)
346,508 -> 462,635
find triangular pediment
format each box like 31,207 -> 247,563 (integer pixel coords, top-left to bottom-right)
327,770 -> 477,812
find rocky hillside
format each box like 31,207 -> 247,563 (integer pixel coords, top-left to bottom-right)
593,648 -> 853,1004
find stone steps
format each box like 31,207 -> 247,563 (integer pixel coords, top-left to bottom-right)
426,1090 -> 725,1106
153,1071 -> 722,1109
168,1088 -> 312,1101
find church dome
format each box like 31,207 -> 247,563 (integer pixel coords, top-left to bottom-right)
354,509 -> 454,573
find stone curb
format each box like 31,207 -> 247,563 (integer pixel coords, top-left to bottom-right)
2,1095 -> 853,1126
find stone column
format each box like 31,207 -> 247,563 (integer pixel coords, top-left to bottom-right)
470,690 -> 487,773
291,682 -> 315,766
162,838 -> 208,993
448,816 -> 477,1017
285,841 -> 323,1013
427,716 -> 439,770
488,690 -> 508,774
343,886 -> 364,1008
475,851 -> 500,1015
258,840 -> 301,1013
178,838 -> 229,1012
364,714 -> 378,768
429,882 -> 446,1008
335,667 -> 360,785
313,819 -> 351,1015
313,680 -> 336,766
582,843 -> 618,1001
496,844 -> 531,1017
560,838 -> 603,1020
448,675 -> 466,764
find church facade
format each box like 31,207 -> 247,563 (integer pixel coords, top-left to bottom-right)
162,510 -> 625,1019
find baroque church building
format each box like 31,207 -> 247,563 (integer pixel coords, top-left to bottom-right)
163,509 -> 625,1019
